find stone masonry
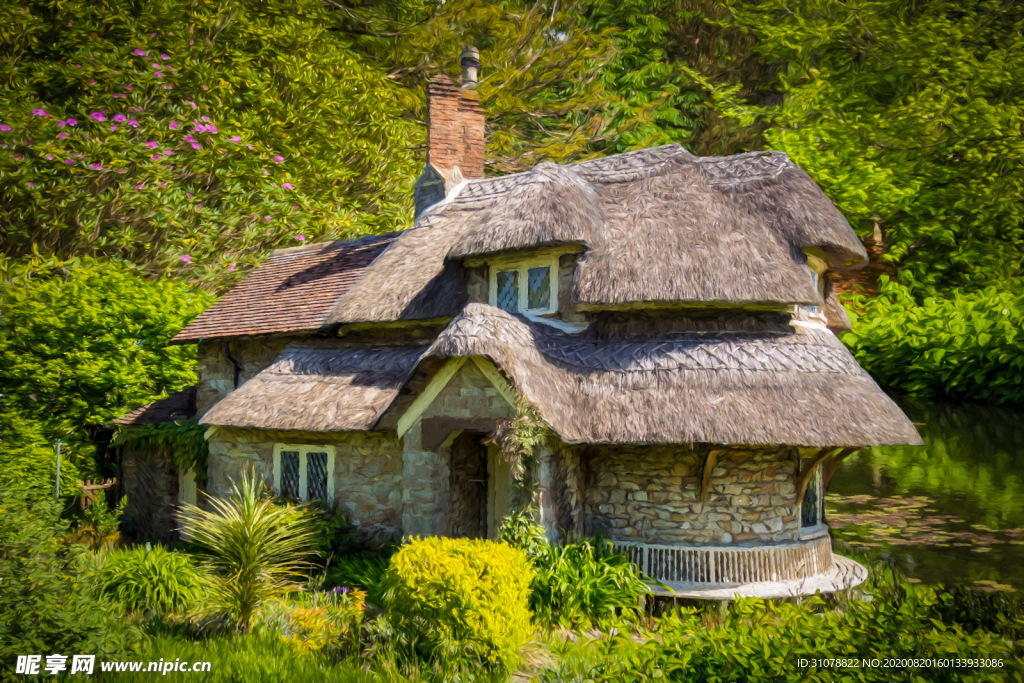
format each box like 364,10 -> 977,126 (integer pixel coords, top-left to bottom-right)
580,445 -> 810,546
196,338 -> 289,416
207,427 -> 404,541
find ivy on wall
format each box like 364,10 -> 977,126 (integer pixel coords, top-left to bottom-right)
488,395 -> 548,514
111,418 -> 208,482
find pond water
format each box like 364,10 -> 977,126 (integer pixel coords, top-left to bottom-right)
827,397 -> 1024,593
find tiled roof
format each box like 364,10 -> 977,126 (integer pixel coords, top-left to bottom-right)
172,233 -> 399,343
114,386 -> 197,425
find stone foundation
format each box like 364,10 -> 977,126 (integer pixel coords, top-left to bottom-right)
580,445 -> 805,545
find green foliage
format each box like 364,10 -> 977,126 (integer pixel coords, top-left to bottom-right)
1,0 -> 421,287
487,396 -> 548,511
178,470 -> 319,632
95,545 -> 208,614
841,278 -> 1024,404
539,566 -> 1023,681
66,494 -> 129,551
722,0 -> 1024,296
497,506 -> 551,560
382,536 -> 534,672
0,483 -> 140,662
0,260 -> 208,494
260,588 -> 367,656
528,538 -> 650,629
326,552 -> 391,607
111,419 -> 208,481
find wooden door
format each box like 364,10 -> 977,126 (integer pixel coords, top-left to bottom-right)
486,444 -> 512,539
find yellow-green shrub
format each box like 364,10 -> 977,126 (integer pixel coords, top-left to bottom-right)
383,536 -> 534,671
262,588 -> 366,656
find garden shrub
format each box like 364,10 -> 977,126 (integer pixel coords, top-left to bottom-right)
326,551 -> 390,606
96,545 -> 208,614
260,588 -> 367,656
529,538 -> 650,629
382,536 -> 534,671
0,484 -> 139,661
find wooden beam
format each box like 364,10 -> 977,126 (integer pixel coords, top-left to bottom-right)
795,449 -> 836,504
822,448 -> 858,491
397,357 -> 467,438
469,356 -> 518,409
699,449 -> 719,502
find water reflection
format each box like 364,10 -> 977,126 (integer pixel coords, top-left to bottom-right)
827,397 -> 1024,592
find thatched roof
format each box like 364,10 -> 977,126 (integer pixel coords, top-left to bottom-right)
173,233 -> 398,343
114,386 -> 197,426
326,145 -> 867,324
423,304 -> 921,448
199,342 -> 428,432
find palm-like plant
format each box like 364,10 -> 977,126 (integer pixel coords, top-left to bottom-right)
178,470 -> 318,632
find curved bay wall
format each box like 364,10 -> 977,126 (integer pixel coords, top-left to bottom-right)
580,445 -> 812,545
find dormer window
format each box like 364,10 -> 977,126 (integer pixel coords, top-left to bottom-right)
489,255 -> 559,315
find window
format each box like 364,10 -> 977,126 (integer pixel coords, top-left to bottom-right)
800,459 -> 822,529
806,272 -> 820,315
272,444 -> 336,502
488,255 -> 558,315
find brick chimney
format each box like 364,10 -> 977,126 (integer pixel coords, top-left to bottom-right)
413,47 -> 485,218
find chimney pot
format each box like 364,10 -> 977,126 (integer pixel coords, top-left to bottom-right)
460,46 -> 480,88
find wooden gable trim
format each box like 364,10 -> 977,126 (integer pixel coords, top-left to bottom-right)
396,357 -> 467,438
469,356 -> 518,409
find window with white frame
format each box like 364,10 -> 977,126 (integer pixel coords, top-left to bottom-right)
806,272 -> 820,315
488,255 -> 559,315
272,444 -> 335,502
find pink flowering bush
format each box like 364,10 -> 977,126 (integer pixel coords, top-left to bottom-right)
0,0 -> 420,290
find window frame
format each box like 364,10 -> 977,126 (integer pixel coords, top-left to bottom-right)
272,443 -> 336,502
798,457 -> 826,537
487,254 -> 559,316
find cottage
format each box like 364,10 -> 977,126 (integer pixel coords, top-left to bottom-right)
116,48 -> 921,598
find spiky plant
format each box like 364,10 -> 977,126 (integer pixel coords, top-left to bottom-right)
178,470 -> 318,632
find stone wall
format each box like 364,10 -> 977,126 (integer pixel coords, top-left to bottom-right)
207,427 -> 403,540
580,445 -> 808,546
196,338 -> 291,416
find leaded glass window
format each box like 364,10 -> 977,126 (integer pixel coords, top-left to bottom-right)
496,270 -> 519,312
280,451 -> 300,500
527,266 -> 551,310
800,461 -> 821,528
307,451 -> 329,501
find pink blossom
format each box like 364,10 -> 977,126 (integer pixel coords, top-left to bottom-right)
228,264 -> 236,271
264,216 -> 271,222
0,124 -> 10,132
292,205 -> 300,210
184,134 -> 195,142
164,85 -> 172,89
28,182 -> 34,188
127,119 -> 139,127
57,131 -> 69,139
133,49 -> 146,56
202,85 -> 208,90
149,32 -> 156,37
31,109 -> 48,117
136,182 -> 146,189
13,154 -> 22,160
153,71 -> 163,78
90,111 -> 106,122
113,114 -> 127,122
163,149 -> 173,155
126,84 -> 134,90
169,121 -> 179,130
273,155 -> 284,163
191,142 -> 201,150
144,141 -> 159,149
65,159 -> 74,164
117,169 -> 126,173
151,153 -> 162,160
46,155 -> 54,160
110,125 -> 118,131
88,80 -> 96,85
151,63 -> 161,69
68,20 -> 73,25
160,54 -> 170,60
74,64 -> 81,68
181,254 -> 191,263
263,170 -> 269,176
295,234 -> 306,242
66,118 -> 77,126
206,125 -> 217,134
187,193 -> 193,198
197,203 -> 203,208
83,134 -> 88,140
90,163 -> 102,170
230,136 -> 241,143
190,39 -> 194,45
159,182 -> 168,186
281,183 -> 294,190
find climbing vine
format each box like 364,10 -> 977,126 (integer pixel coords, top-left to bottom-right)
111,418 -> 208,482
488,395 -> 548,514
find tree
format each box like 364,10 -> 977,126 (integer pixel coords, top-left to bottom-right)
0,259 -> 209,490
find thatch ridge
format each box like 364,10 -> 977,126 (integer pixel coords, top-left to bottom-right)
423,304 -> 921,448
199,341 -> 428,432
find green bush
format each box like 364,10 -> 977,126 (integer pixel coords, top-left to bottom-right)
529,538 -> 649,629
842,278 -> 1024,405
382,536 -> 534,672
96,545 -> 208,614
327,552 -> 390,606
0,484 -> 139,662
